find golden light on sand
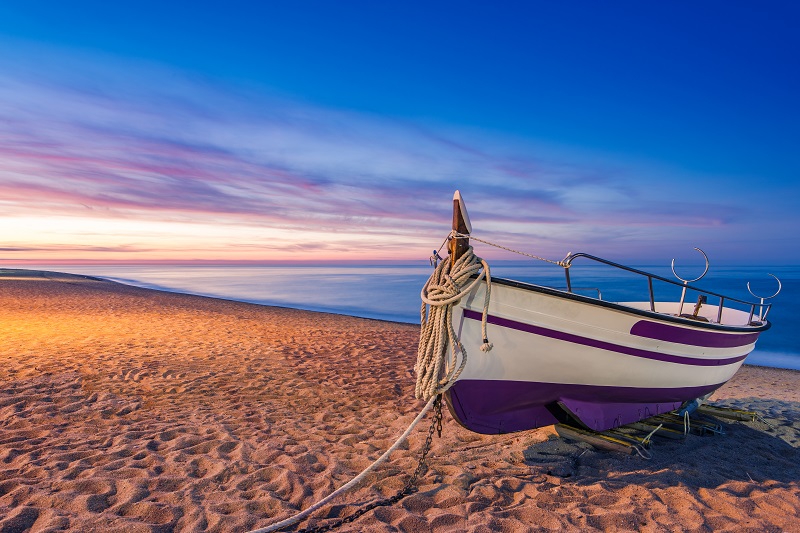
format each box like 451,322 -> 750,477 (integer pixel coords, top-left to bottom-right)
0,272 -> 798,531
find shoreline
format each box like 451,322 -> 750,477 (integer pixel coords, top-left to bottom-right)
5,267 -> 798,371
0,270 -> 798,531
0,268 -> 419,327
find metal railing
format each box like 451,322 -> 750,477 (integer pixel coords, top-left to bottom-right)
561,253 -> 774,326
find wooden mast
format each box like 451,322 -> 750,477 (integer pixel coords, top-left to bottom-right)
449,190 -> 471,266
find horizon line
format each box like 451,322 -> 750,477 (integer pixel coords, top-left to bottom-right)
2,258 -> 795,268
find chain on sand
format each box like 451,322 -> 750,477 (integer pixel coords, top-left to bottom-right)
289,396 -> 444,533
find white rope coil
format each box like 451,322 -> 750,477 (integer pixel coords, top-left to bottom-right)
415,245 -> 492,402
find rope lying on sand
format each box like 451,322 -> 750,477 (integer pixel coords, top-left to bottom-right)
416,245 -> 492,401
249,245 -> 491,532
249,398 -> 436,533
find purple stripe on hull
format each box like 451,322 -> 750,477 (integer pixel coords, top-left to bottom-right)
462,309 -> 749,367
447,379 -> 725,434
630,320 -> 760,348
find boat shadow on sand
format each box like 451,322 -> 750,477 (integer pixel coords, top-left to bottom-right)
523,398 -> 800,490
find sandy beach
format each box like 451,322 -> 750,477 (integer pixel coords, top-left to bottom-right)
0,270 -> 798,532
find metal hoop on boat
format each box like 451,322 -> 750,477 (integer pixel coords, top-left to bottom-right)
747,273 -> 782,321
747,273 -> 782,301
671,248 -> 709,317
671,248 -> 709,284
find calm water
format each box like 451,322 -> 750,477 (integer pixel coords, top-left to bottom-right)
26,262 -> 800,371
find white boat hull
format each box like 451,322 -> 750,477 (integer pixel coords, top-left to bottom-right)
446,277 -> 767,433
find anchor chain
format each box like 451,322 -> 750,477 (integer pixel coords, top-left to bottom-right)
291,396 -> 444,533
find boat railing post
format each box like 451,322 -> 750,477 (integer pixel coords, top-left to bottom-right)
678,282 -> 688,316
717,297 -> 724,324
748,305 -> 756,325
647,276 -> 655,312
564,267 -> 572,293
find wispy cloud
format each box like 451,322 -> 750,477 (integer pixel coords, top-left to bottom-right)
0,43 -> 787,263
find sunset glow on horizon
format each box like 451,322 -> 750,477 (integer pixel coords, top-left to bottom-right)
1,2 -> 798,266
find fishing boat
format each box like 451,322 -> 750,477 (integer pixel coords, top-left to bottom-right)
424,192 -> 779,434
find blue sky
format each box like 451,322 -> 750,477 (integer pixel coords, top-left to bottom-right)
0,1 -> 798,264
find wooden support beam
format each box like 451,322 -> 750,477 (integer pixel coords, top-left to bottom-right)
555,424 -> 637,455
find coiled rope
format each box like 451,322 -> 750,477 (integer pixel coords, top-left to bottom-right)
415,244 -> 492,401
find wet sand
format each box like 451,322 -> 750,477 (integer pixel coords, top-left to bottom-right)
0,270 -> 798,532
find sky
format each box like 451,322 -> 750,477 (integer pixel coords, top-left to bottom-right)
0,1 -> 798,265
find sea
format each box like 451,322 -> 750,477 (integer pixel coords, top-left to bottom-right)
23,262 -> 800,371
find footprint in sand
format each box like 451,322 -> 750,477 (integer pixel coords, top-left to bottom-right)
160,369 -> 175,379
117,500 -> 177,526
52,478 -> 116,514
0,506 -> 40,532
157,428 -> 188,442
117,368 -> 148,382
